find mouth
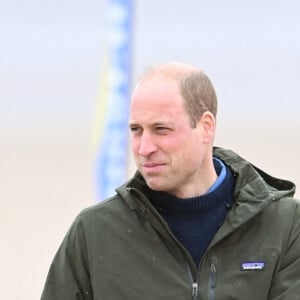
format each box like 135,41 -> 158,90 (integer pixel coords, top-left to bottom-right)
140,162 -> 166,173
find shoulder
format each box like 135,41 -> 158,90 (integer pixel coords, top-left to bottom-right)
75,194 -> 131,226
273,197 -> 300,249
68,189 -> 143,238
59,194 -> 132,247
265,196 -> 300,227
275,196 -> 300,217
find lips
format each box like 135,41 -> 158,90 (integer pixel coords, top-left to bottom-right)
142,163 -> 164,168
140,162 -> 166,173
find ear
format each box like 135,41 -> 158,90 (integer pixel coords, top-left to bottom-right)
198,111 -> 216,144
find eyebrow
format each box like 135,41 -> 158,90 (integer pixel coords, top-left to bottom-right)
129,121 -> 173,128
128,121 -> 138,128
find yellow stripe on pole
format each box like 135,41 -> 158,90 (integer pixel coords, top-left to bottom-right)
90,55 -> 110,156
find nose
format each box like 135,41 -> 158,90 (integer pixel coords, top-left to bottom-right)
138,132 -> 157,157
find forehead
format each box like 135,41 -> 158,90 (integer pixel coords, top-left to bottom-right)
129,76 -> 190,126
131,76 -> 184,110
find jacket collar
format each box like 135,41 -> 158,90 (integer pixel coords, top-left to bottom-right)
211,147 -> 296,243
117,147 -> 296,229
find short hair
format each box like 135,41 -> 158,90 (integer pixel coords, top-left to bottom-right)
139,62 -> 218,128
179,71 -> 218,128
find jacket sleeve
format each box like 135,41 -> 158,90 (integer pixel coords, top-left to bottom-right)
268,200 -> 300,299
41,215 -> 93,300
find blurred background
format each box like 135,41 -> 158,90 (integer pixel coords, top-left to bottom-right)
1,0 -> 299,298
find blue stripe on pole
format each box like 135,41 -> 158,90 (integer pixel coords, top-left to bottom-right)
96,0 -> 133,201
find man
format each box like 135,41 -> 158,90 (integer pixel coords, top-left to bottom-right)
41,62 -> 300,299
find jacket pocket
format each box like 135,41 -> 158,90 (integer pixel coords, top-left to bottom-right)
208,249 -> 279,300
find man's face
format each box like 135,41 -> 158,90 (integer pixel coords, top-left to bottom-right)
129,76 -> 213,198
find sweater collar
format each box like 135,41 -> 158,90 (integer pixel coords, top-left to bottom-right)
149,163 -> 235,213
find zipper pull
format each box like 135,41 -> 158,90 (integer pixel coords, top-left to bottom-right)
211,262 -> 216,273
192,282 -> 198,300
210,256 -> 217,274
208,257 -> 217,300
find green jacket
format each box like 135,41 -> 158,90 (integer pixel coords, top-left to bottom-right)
41,148 -> 300,299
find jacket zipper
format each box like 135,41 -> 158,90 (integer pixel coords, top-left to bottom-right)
130,188 -> 200,299
192,282 -> 199,300
189,257 -> 217,300
187,264 -> 199,300
208,257 -> 217,300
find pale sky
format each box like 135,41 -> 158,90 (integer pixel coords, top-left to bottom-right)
1,0 -> 299,132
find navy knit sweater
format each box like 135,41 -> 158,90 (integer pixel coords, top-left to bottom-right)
150,159 -> 235,266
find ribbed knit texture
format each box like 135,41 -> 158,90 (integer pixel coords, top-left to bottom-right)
150,159 -> 235,266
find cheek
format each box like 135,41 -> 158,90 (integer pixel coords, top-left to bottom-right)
176,141 -> 202,164
130,138 -> 139,154
179,152 -> 196,167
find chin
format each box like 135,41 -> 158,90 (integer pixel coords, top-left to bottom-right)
145,179 -> 162,190
145,179 -> 170,192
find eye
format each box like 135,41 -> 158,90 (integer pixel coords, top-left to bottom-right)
155,126 -> 170,134
130,126 -> 142,135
